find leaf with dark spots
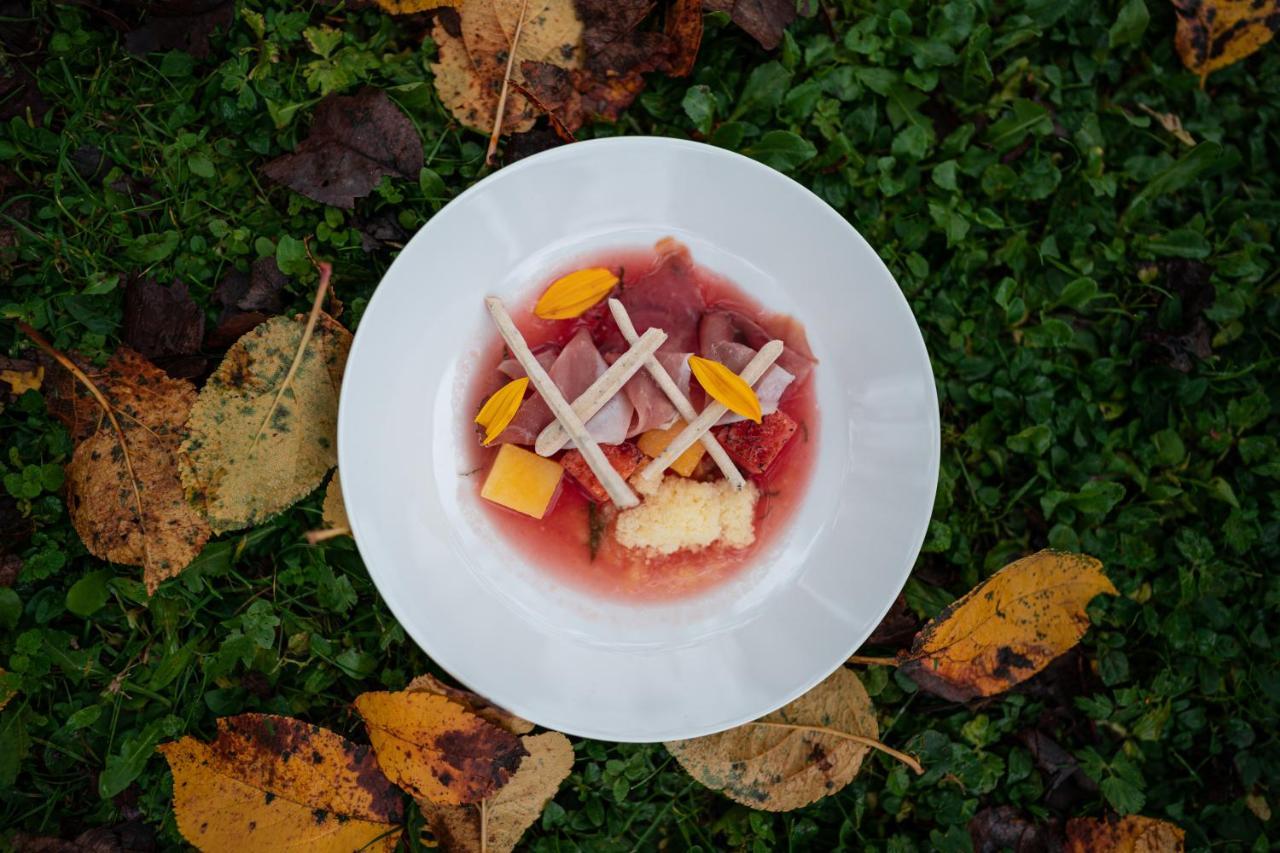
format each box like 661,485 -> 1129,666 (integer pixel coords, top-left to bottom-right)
124,0 -> 234,58
406,673 -> 534,735
354,690 -> 528,804
262,88 -> 424,209
159,713 -> 403,851
703,0 -> 797,49
1173,0 -> 1280,82
897,551 -> 1117,702
122,278 -> 206,380
0,355 -> 42,403
1065,815 -> 1185,852
969,806 -> 1063,853
502,122 -> 569,164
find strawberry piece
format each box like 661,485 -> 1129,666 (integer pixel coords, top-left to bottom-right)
713,411 -> 799,476
561,442 -> 646,504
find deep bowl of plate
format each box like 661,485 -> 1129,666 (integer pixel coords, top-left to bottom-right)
338,136 -> 939,742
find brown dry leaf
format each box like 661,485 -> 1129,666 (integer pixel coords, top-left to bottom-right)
355,690 -> 529,804
9,821 -> 156,853
158,713 -> 403,853
1066,815 -> 1186,852
665,668 -> 881,811
897,550 -> 1117,702
431,0 -> 583,134
1173,0 -> 1279,83
179,312 -> 351,533
67,425 -> 211,593
41,347 -> 197,445
1137,104 -> 1196,146
322,470 -> 349,530
703,0 -> 796,50
420,732 -> 575,853
376,0 -> 459,11
407,673 -> 535,735
122,277 -> 206,380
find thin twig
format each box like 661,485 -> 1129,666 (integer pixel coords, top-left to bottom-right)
486,0 -> 531,166
480,798 -> 488,853
751,721 -> 924,775
846,655 -> 900,667
14,321 -> 152,570
304,526 -> 350,545
251,261 -> 332,449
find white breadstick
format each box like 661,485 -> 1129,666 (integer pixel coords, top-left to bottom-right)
637,340 -> 784,485
484,297 -> 637,508
534,326 -> 667,457
607,299 -> 745,490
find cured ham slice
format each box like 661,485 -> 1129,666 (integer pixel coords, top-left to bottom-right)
607,350 -> 692,436
498,344 -> 558,380
699,308 -> 816,382
606,239 -> 706,354
497,329 -> 633,446
707,341 -> 794,426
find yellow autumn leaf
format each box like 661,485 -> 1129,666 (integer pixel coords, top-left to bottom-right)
420,732 -> 575,853
354,690 -> 528,805
476,376 -> 529,445
896,550 -> 1118,701
322,470 -> 349,530
688,355 -> 763,423
533,267 -> 620,320
376,0 -> 459,12
407,673 -> 534,735
158,714 -> 404,853
666,668 -> 916,812
0,362 -> 42,395
1173,0 -> 1280,83
1066,814 -> 1186,852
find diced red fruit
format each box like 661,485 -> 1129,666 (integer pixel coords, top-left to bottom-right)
713,411 -> 799,476
561,442 -> 646,504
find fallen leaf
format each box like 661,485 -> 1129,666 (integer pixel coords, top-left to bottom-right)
180,305 -> 351,533
430,0 -> 584,134
8,821 -> 157,853
502,123 -> 568,163
1136,104 -> 1196,146
124,0 -> 234,58
262,88 -> 424,209
354,690 -> 529,805
159,714 -> 404,853
1142,259 -> 1215,372
1173,0 -> 1280,83
406,673 -> 535,735
703,0 -> 796,49
67,424 -> 212,593
897,551 -> 1118,702
210,258 -> 288,349
1020,728 -> 1098,812
376,0 -> 459,11
122,278 -> 206,380
865,594 -> 920,648
969,806 -> 1062,853
666,668 -> 892,811
420,732 -> 574,853
322,470 -> 349,530
0,356 -> 43,398
1065,815 -> 1185,852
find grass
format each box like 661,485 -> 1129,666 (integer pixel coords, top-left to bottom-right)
2,0 -> 1278,850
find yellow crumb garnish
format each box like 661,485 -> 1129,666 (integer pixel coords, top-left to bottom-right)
615,476 -> 758,555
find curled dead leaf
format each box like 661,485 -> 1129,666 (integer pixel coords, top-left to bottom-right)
180,311 -> 351,534
666,668 -> 894,811
703,0 -> 797,50
406,673 -> 535,735
431,0 -> 584,134
159,714 -> 404,853
1173,0 -> 1279,83
897,550 -> 1117,702
420,732 -> 575,853
355,690 -> 529,804
1065,814 -> 1186,852
1136,104 -> 1196,147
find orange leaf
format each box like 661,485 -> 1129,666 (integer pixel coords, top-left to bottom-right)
1066,814 -> 1186,852
407,673 -> 534,735
1173,0 -> 1280,83
475,376 -> 529,445
354,690 -> 529,805
897,550 -> 1117,701
376,0 -> 459,11
158,714 -> 403,853
533,267 -> 619,319
688,355 -> 763,423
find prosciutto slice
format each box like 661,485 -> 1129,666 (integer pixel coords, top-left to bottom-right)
606,350 -> 692,436
496,329 -> 633,446
699,308 -> 816,382
498,344 -> 559,380
708,341 -> 795,426
607,238 -> 706,354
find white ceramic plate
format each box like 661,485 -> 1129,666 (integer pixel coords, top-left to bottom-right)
339,137 -> 939,742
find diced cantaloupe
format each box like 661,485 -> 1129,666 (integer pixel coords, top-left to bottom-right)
637,420 -> 706,477
480,444 -> 563,519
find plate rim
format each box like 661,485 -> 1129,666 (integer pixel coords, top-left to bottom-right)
338,135 -> 941,741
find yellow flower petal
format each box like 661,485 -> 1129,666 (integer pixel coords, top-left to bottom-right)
475,377 -> 529,445
688,356 -> 762,423
533,268 -> 619,320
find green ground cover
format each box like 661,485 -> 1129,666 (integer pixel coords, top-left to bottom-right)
1,0 -> 1277,849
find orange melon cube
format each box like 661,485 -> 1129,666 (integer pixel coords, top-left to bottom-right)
637,420 -> 706,477
480,444 -> 563,519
